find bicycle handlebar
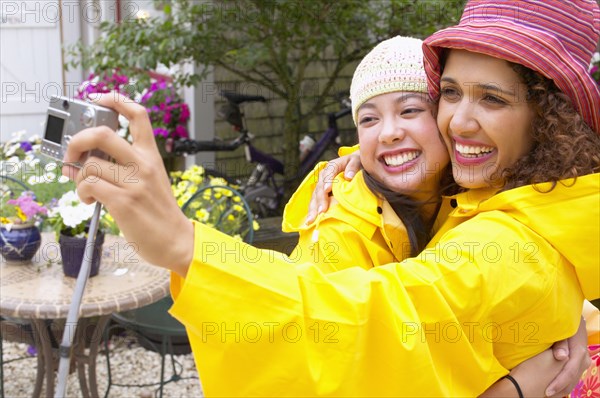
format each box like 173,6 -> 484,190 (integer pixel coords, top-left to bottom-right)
166,134 -> 248,155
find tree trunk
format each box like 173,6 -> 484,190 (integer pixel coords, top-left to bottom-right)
281,101 -> 304,199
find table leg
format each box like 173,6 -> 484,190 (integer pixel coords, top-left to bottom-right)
73,318 -> 91,398
72,315 -> 110,398
87,316 -> 111,397
32,343 -> 45,398
30,319 -> 55,398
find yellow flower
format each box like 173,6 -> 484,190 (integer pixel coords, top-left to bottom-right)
190,175 -> 203,185
209,177 -> 228,187
177,181 -> 188,191
16,208 -> 27,222
253,220 -> 260,231
233,204 -> 243,213
170,171 -> 183,179
190,164 -> 205,176
195,208 -> 209,222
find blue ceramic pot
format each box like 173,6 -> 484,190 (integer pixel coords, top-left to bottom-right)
0,223 -> 42,263
59,230 -> 105,278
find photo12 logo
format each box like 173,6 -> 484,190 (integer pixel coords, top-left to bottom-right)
0,1 -> 139,25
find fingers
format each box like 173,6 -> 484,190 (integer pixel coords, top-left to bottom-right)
345,154 -> 362,179
546,317 -> 590,397
545,350 -> 589,397
74,154 -> 142,186
90,92 -> 156,150
76,171 -> 124,206
552,338 -> 569,361
305,162 -> 340,224
62,125 -> 136,168
305,189 -> 322,225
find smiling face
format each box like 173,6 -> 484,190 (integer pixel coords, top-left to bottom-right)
437,50 -> 536,189
357,92 -> 449,200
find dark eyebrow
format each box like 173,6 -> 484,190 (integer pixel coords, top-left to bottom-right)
440,76 -> 516,97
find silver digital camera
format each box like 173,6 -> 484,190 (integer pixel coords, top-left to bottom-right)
41,95 -> 119,164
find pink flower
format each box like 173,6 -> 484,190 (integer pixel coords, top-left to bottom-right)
7,192 -> 47,221
174,125 -> 189,138
180,104 -> 190,122
163,111 -> 172,125
153,128 -> 169,137
82,72 -> 189,140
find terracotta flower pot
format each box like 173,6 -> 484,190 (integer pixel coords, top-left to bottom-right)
59,230 -> 105,278
0,223 -> 42,263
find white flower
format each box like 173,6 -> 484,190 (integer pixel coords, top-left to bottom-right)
118,114 -> 129,129
49,190 -> 97,229
5,143 -> 20,157
27,175 -> 41,186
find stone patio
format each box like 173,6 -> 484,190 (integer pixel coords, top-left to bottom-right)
2,334 -> 203,397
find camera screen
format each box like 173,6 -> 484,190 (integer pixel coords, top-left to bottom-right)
45,115 -> 64,144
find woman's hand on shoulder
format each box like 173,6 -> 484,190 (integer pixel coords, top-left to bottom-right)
305,151 -> 362,224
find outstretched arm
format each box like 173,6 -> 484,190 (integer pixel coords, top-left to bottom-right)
62,92 -> 194,275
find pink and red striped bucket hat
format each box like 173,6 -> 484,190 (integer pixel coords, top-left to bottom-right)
423,0 -> 600,135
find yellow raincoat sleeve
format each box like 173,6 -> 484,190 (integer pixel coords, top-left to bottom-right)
170,208 -> 583,397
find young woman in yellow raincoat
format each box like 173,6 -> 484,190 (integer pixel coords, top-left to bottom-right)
281,35 -> 453,272
62,0 -> 600,396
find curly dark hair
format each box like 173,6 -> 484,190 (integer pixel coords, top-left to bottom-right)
500,64 -> 600,191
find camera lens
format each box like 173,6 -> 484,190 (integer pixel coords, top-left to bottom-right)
62,100 -> 70,110
82,107 -> 96,126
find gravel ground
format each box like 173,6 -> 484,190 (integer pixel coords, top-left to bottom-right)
2,334 -> 204,398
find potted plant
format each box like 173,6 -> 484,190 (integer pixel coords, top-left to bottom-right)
46,190 -> 109,278
0,190 -> 48,263
77,71 -> 190,172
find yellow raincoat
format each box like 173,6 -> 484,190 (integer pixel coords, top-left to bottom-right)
281,166 -> 453,272
170,173 -> 599,397
282,168 -> 410,271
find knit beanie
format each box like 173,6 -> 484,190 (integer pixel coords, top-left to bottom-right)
350,36 -> 428,126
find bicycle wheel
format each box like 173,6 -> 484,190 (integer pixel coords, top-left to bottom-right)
181,185 -> 255,243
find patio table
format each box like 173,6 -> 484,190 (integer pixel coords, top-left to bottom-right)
0,232 -> 170,398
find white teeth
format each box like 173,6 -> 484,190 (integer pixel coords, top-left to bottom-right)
383,151 -> 419,167
455,143 -> 494,157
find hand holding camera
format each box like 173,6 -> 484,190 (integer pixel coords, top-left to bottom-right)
45,92 -> 194,273
41,95 -> 119,166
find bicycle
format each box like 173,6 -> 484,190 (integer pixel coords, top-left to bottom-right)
167,90 -> 352,218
